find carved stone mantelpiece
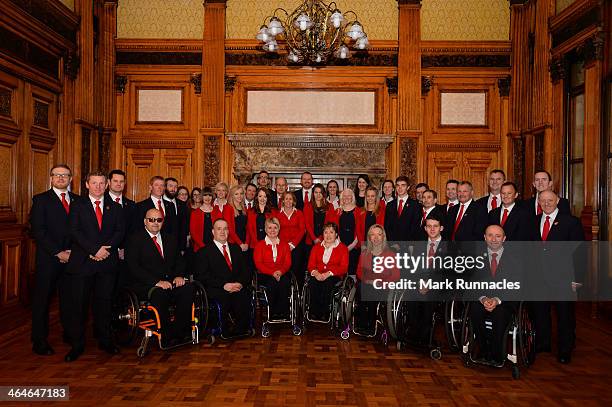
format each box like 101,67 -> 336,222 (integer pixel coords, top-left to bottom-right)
227,134 -> 394,185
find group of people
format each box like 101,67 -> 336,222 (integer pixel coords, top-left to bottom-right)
30,165 -> 584,366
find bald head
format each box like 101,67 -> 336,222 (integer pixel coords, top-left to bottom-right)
484,224 -> 506,251
538,190 -> 559,215
144,208 -> 164,234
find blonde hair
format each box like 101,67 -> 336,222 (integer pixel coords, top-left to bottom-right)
228,184 -> 244,216
265,216 -> 281,230
365,224 -> 388,254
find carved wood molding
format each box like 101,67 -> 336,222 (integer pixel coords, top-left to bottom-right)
399,138 -> 418,184
228,134 -> 394,150
421,41 -> 511,55
122,137 -> 195,148
190,73 -> 202,95
116,39 -> 203,52
421,76 -> 433,96
386,77 -> 398,96
203,135 -> 220,187
427,143 -> 501,152
115,75 -> 127,93
497,75 -> 511,97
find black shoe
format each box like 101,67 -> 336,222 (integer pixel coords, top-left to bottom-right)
32,341 -> 55,356
558,352 -> 571,364
98,342 -> 120,355
64,347 -> 83,362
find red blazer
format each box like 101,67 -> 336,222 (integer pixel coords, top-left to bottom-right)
253,239 -> 292,276
189,208 -> 223,252
277,208 -> 305,248
307,242 -> 349,277
356,249 -> 400,282
246,209 -> 276,249
357,209 -> 385,243
324,207 -> 365,247
303,202 -> 333,245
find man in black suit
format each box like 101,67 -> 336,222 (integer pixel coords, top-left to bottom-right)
244,183 -> 257,211
469,225 -> 520,364
270,176 -> 288,209
106,169 -> 136,287
126,208 -> 193,346
256,170 -> 271,190
164,177 -> 189,253
524,170 -> 571,216
30,164 -> 78,356
417,189 -> 445,240
195,218 -> 252,337
414,182 -> 429,205
487,182 -> 533,241
136,176 -> 176,238
64,171 -> 125,362
444,181 -> 487,250
531,190 -> 584,364
294,171 -> 314,210
384,176 -> 422,242
475,169 -> 505,213
443,179 -> 459,215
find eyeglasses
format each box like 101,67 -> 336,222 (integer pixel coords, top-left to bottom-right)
146,218 -> 164,223
51,173 -> 71,178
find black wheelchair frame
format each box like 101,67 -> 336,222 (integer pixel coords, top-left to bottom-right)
254,271 -> 302,337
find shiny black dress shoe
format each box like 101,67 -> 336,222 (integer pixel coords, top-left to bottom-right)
32,341 -> 55,356
64,347 -> 83,362
558,352 -> 571,364
98,342 -> 120,355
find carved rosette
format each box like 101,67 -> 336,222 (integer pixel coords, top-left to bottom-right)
115,75 -> 128,93
421,76 -> 433,96
228,134 -> 394,183
204,135 -> 220,186
224,75 -> 237,93
399,137 -> 417,184
549,56 -> 568,83
190,73 -> 202,95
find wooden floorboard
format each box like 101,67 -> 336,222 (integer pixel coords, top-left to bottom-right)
1,304 -> 611,406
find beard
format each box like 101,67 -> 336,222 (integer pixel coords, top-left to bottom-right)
165,190 -> 177,199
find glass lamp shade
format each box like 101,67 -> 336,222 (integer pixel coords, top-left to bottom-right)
256,26 -> 271,42
268,17 -> 284,36
263,40 -> 279,52
287,52 -> 300,63
347,22 -> 364,40
335,44 -> 350,59
355,35 -> 369,49
295,13 -> 313,31
330,10 -> 344,28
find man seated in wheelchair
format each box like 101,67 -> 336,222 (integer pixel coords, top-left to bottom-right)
306,222 -> 349,321
125,208 -> 194,347
469,225 -> 520,365
195,218 -> 252,337
253,217 -> 292,320
354,224 -> 398,333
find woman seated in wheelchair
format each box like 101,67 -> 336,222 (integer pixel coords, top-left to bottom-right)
469,225 -> 518,365
253,217 -> 292,320
305,222 -> 349,321
354,224 -> 398,334
126,208 -> 195,348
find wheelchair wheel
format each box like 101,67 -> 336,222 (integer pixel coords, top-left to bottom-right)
111,288 -> 139,346
430,348 -> 442,360
192,280 -> 208,334
261,323 -> 271,338
386,289 -> 402,341
445,299 -> 466,352
459,302 -> 474,355
517,303 -> 536,367
339,277 -> 355,329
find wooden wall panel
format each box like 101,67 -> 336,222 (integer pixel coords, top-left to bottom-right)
126,148 -> 159,201
427,151 -> 462,202
0,143 -> 16,213
160,149 -> 192,188
1,239 -> 22,306
463,151 -> 497,197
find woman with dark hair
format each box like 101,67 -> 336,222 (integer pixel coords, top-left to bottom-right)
358,186 -> 385,243
190,187 -> 203,210
306,222 -> 348,320
304,184 -> 331,247
326,179 -> 340,210
380,179 -> 395,212
277,191 -> 306,288
177,186 -> 190,203
354,174 -> 370,208
190,187 -> 222,253
325,189 -> 363,276
246,187 -> 275,250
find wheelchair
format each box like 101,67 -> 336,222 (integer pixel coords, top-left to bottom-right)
111,279 -> 207,358
444,298 -> 468,352
459,301 -> 536,379
205,287 -> 256,343
254,271 -> 302,337
339,280 -> 389,345
301,272 -> 354,336
386,288 -> 443,359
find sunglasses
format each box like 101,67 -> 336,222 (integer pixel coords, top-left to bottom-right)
146,217 -> 164,223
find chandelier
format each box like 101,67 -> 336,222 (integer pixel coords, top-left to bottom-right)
256,0 -> 369,65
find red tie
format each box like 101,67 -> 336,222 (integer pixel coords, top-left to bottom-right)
501,208 -> 509,226
222,244 -> 232,270
448,202 -> 455,208
491,196 -> 498,210
247,202 -> 251,210
428,242 -> 435,268
115,197 -> 120,204
451,204 -> 465,241
94,200 -> 103,230
398,199 -> 404,216
60,192 -> 70,214
422,209 -> 427,226
541,215 -> 551,241
157,199 -> 165,218
152,235 -> 163,258
537,203 -> 543,215
304,191 -> 309,205
490,252 -> 498,277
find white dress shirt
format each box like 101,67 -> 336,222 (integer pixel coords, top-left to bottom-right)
89,195 -> 104,213
108,191 -> 123,206
499,202 -> 515,223
53,187 -> 70,203
146,229 -> 163,255
540,208 -> 559,237
213,240 -> 232,262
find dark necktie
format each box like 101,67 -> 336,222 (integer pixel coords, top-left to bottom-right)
490,252 -> 498,277
152,235 -> 164,258
491,196 -> 498,210
501,208 -> 509,226
451,204 -> 465,241
541,215 -> 551,241
537,203 -> 543,215
428,242 -> 435,268
222,244 -> 232,270
157,199 -> 165,218
60,192 -> 70,214
304,190 -> 309,205
398,199 -> 404,216
115,197 -> 120,204
94,200 -> 103,230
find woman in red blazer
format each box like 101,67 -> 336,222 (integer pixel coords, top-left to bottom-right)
190,187 -> 223,253
253,217 -> 292,319
246,188 -> 275,249
324,188 -> 363,276
277,192 -> 306,288
306,222 -> 349,320
303,184 -> 332,278
358,186 -> 386,244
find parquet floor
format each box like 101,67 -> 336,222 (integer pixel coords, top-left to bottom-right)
1,304 -> 611,406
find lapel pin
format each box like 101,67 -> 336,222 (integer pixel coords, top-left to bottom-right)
554,222 -> 559,226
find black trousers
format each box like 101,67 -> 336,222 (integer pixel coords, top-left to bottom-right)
258,272 -> 291,317
208,287 -> 252,334
347,248 -> 361,276
31,260 -> 70,343
354,284 -> 378,331
308,276 -> 340,318
291,243 -> 306,290
532,301 -> 575,354
470,301 -> 515,361
149,284 -> 195,341
65,270 -> 116,350
403,301 -> 436,344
